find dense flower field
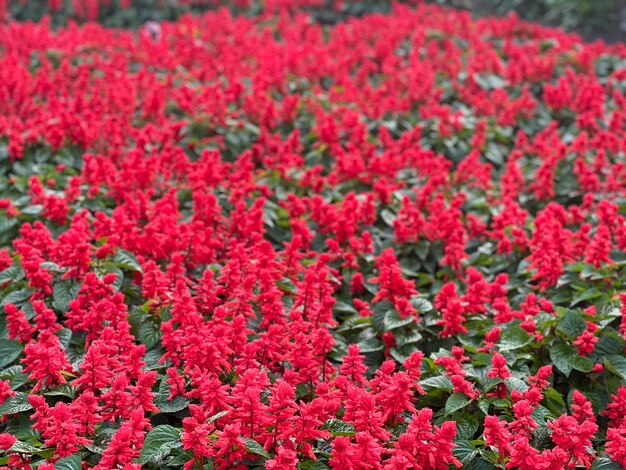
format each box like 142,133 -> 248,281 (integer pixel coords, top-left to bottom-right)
1,3 -> 626,469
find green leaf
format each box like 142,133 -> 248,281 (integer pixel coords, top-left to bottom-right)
571,288 -> 602,307
143,348 -> 166,371
20,205 -> 42,216
276,277 -> 296,293
0,340 -> 22,368
466,458 -> 497,470
550,342 -> 574,377
372,301 -> 393,331
445,393 -> 473,415
244,438 -> 270,459
324,419 -> 355,437
455,416 -> 480,440
410,296 -> 434,313
56,328 -> 72,351
154,393 -> 189,414
53,280 -> 80,313
397,328 -> 423,345
0,392 -> 32,416
504,377 -> 528,393
390,344 -> 419,363
298,460 -> 329,470
453,440 -> 478,464
84,443 -> 104,455
568,355 -> 593,373
596,334 -> 624,356
474,73 -> 506,90
605,355 -> 626,380
138,321 -> 161,350
420,375 -> 453,391
357,336 -> 384,353
499,326 -> 532,351
3,414 -> 38,440
45,384 -> 76,399
414,241 -> 431,261
0,265 -> 24,284
380,209 -> 396,226
138,425 -> 181,465
543,387 -> 566,415
154,372 -> 189,413
167,451 -> 197,467
334,301 -> 358,315
0,365 -> 28,389
557,310 -> 587,338
384,310 -> 414,330
1,289 -> 32,307
531,405 -> 554,427
591,457 -> 623,470
113,249 -> 143,272
54,453 -> 82,470
9,440 -> 39,455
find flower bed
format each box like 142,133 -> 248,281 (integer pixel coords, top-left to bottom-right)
1,3 -> 626,469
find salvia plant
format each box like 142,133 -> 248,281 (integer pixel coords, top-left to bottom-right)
1,1 -> 626,469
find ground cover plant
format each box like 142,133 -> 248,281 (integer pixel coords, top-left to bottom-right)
1,2 -> 626,468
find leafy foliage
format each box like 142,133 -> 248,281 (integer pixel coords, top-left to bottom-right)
0,2 -> 626,469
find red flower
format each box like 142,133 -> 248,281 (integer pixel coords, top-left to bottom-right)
212,423 -> 247,470
548,414 -> 597,468
95,408 -> 149,469
487,352 -> 511,379
339,345 -> 368,385
0,380 -> 15,407
21,331 -> 73,392
606,424 -> 626,467
0,433 -> 16,451
182,405 -> 214,466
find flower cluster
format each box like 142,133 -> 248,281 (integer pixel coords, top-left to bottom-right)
1,1 -> 626,469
